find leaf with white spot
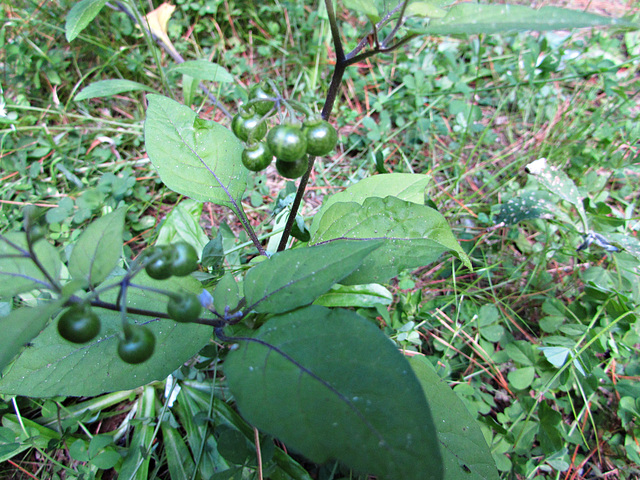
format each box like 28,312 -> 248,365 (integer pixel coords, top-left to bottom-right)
495,191 -> 560,226
525,159 -> 585,217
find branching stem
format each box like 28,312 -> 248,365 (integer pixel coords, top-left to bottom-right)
277,0 -> 407,251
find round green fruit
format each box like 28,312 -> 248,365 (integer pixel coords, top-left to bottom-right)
167,242 -> 199,277
231,110 -> 267,142
276,157 -> 308,179
167,293 -> 202,323
248,84 -> 277,116
145,247 -> 174,280
267,124 -> 308,163
57,306 -> 100,344
303,119 -> 337,156
242,142 -> 273,172
118,326 -> 155,364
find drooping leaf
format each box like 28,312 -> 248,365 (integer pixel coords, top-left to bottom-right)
75,80 -> 155,101
0,301 -> 63,373
310,173 -> 431,235
144,2 -> 180,58
243,239 -> 383,314
0,273 -> 211,397
420,4 -> 634,36
144,94 -> 247,208
313,283 -> 393,308
168,60 -> 234,83
224,306 -> 443,480
0,233 -> 62,299
69,208 -> 126,287
311,196 -> 471,284
65,0 -> 108,42
408,356 -> 499,480
155,199 -> 209,255
525,158 -> 585,215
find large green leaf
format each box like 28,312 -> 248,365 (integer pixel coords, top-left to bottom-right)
310,173 -> 431,235
0,233 -> 62,299
0,301 -> 63,373
244,239 -> 383,314
224,306 -> 443,480
0,273 -> 211,397
75,80 -> 155,101
69,208 -> 126,287
311,196 -> 470,284
65,0 -> 108,42
420,4 -> 633,36
145,94 -> 247,208
408,356 -> 499,480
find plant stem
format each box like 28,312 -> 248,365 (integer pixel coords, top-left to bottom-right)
86,297 -> 225,327
277,0 -> 412,251
276,63 -> 346,252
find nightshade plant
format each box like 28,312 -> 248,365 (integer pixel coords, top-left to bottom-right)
0,1 -> 635,479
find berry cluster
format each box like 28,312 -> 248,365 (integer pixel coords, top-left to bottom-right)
56,241 -> 202,365
232,83 -> 338,179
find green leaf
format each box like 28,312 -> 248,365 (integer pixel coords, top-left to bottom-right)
0,273 -> 211,397
421,4 -> 634,36
310,173 -> 431,236
508,366 -> 536,390
224,306 -> 443,480
343,0 -> 380,21
525,158 -> 585,215
161,417 -> 196,480
0,233 -> 62,298
495,190 -> 561,226
155,199 -> 209,255
213,273 -> 240,315
75,79 -> 155,101
144,94 -> 247,208
1,415 -> 61,463
313,283 -> 393,308
406,2 -> 447,18
311,196 -> 471,284
408,356 -> 499,480
168,60 -> 234,83
65,0 -> 108,42
540,346 -> 570,369
69,208 -> 126,287
609,233 -> 640,261
119,386 -> 155,479
244,239 -> 383,314
0,301 -> 63,373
